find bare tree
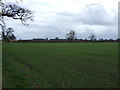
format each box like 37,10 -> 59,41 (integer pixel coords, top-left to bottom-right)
6,27 -> 14,36
6,27 -> 16,41
55,37 -> 59,40
66,30 -> 77,40
2,27 -> 16,41
0,0 -> 34,40
88,33 -> 96,41
0,2 -> 34,25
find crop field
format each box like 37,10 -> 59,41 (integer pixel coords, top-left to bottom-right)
2,42 -> 118,88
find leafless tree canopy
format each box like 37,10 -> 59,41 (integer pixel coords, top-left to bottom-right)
0,2 -> 34,25
66,30 -> 77,40
89,33 -> 96,41
0,0 -> 34,40
6,27 -> 14,36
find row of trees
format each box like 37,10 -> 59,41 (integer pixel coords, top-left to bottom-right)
65,30 -> 96,41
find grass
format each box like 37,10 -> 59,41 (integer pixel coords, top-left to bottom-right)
2,42 -> 118,88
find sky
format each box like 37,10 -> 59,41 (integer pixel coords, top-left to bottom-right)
2,0 -> 119,40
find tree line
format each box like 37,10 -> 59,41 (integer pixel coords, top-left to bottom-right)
15,30 -> 119,42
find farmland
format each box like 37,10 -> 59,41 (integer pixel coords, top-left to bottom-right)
2,42 -> 118,88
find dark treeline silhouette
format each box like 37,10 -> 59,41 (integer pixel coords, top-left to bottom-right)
9,31 -> 120,42
5,30 -> 120,42
10,38 -> 120,43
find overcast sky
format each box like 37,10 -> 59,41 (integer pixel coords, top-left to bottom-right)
4,0 -> 119,40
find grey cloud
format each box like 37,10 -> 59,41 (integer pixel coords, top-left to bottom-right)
55,12 -> 74,17
75,3 -> 117,25
51,3 -> 117,26
4,1 -> 118,40
13,21 -> 117,40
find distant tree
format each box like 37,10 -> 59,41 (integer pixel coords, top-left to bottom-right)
100,38 -> 103,41
116,38 -> 120,42
5,27 -> 16,41
6,27 -> 14,36
109,39 -> 114,42
46,37 -> 48,40
85,38 -> 88,41
79,39 -> 82,40
105,39 -> 108,41
7,34 -> 16,41
55,37 -> 59,40
88,33 -> 96,41
66,30 -> 76,40
98,38 -> 104,42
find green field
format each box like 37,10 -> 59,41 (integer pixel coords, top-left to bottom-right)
2,42 -> 118,88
